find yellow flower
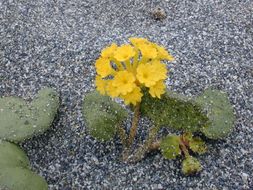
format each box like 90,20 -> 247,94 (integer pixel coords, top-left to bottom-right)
129,37 -> 149,47
121,86 -> 143,105
151,60 -> 167,80
153,43 -> 175,61
95,57 -> 113,78
101,43 -> 118,58
95,75 -> 107,95
149,80 -> 166,98
106,80 -> 120,97
136,64 -> 157,87
94,38 -> 174,104
138,43 -> 157,59
114,44 -> 135,62
112,71 -> 136,95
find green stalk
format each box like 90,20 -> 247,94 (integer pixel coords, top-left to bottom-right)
179,135 -> 190,157
139,57 -> 148,64
122,103 -> 141,162
148,140 -> 161,151
112,58 -> 124,71
117,124 -> 128,148
125,59 -> 132,72
128,103 -> 141,147
133,49 -> 139,70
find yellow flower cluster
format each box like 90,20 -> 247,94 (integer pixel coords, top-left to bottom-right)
95,37 -> 175,105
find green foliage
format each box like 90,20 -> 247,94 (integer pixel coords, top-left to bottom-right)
0,88 -> 58,188
160,135 -> 181,159
160,133 -> 206,175
189,137 -> 207,154
0,88 -> 60,143
0,141 -> 48,190
0,167 -> 48,190
195,88 -> 235,139
83,91 -> 128,141
182,133 -> 207,154
140,90 -> 209,132
182,156 -> 202,175
0,141 -> 29,169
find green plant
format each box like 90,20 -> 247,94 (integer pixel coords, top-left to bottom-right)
0,88 -> 59,189
195,89 -> 235,139
0,141 -> 48,190
140,90 -> 210,132
83,38 -> 235,175
0,141 -> 30,169
82,91 -> 128,141
0,88 -> 59,142
160,132 -> 206,175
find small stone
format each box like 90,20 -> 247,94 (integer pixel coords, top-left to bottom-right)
157,184 -> 163,189
151,7 -> 167,20
241,172 -> 249,184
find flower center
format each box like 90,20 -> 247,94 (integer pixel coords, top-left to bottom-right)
122,79 -> 128,84
143,73 -> 148,79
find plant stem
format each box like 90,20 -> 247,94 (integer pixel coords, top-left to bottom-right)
125,60 -> 132,72
122,103 -> 141,162
179,135 -> 190,157
128,125 -> 160,163
127,103 -> 140,147
133,50 -> 139,71
148,140 -> 161,151
117,124 -> 128,148
112,59 -> 124,71
139,57 -> 148,64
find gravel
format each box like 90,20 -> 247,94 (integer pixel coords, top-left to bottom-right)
0,0 -> 253,189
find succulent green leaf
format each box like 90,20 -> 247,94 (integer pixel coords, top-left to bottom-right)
160,135 -> 181,159
0,141 -> 30,169
140,90 -> 209,132
189,137 -> 207,154
182,156 -> 202,175
0,167 -> 48,190
182,132 -> 193,142
0,88 -> 60,142
195,88 -> 235,139
82,91 -> 128,142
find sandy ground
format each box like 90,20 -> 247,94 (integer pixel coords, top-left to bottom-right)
0,0 -> 253,189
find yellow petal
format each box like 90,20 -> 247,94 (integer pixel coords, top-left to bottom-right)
121,86 -> 143,105
129,37 -> 149,47
101,43 -> 118,58
149,80 -> 166,98
106,80 -> 120,97
150,60 -> 168,81
112,71 -> 136,95
95,57 -> 113,78
95,75 -> 107,95
153,43 -> 175,61
136,64 -> 157,87
138,43 -> 157,59
114,44 -> 135,62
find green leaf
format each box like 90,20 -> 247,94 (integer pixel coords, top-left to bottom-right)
0,88 -> 60,143
140,90 -> 209,132
182,132 -> 193,142
160,135 -> 181,159
0,167 -> 48,190
189,137 -> 207,154
82,91 -> 128,142
0,141 -> 30,169
195,88 -> 235,139
182,156 -> 202,175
